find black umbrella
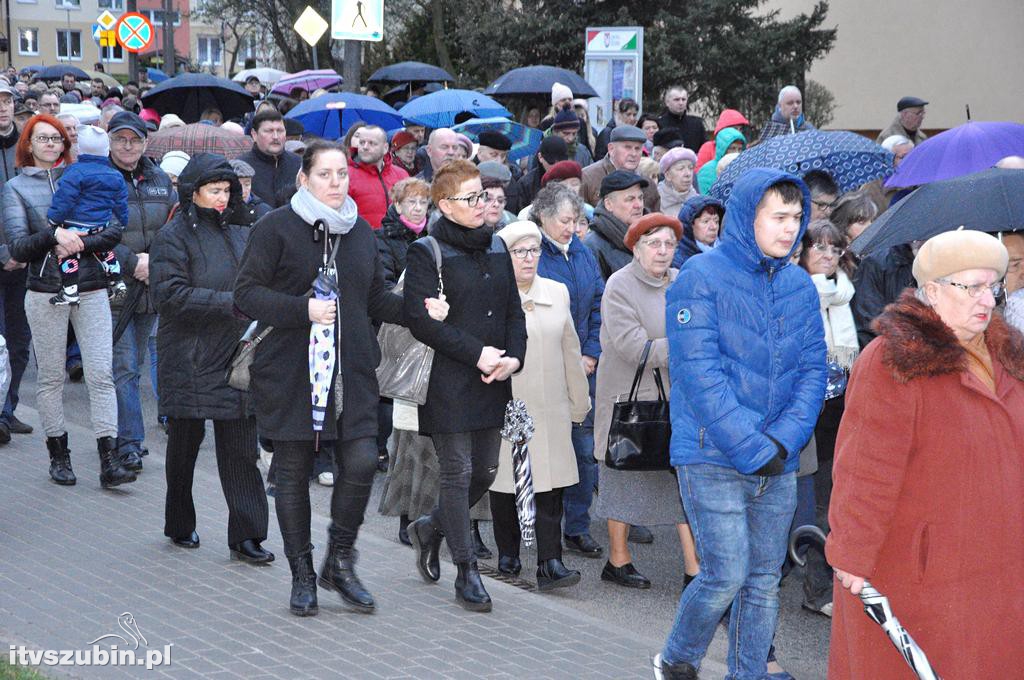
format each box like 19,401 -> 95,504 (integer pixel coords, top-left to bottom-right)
141,73 -> 255,124
367,61 -> 454,84
851,168 -> 1024,257
484,65 -> 598,98
36,64 -> 89,82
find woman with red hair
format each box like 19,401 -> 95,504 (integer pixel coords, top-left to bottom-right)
2,114 -> 134,489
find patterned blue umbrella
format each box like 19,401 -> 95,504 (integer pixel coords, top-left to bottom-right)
400,89 -> 511,129
710,130 -> 894,202
452,117 -> 542,162
286,93 -> 404,140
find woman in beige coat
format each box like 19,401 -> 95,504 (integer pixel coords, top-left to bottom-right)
490,221 -> 591,591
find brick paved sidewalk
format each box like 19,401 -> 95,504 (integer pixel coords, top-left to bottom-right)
0,405 -> 728,679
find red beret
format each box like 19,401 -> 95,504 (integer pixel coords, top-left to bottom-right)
624,213 -> 683,252
390,130 -> 417,150
541,160 -> 582,187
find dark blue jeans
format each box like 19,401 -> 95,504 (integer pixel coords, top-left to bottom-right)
563,423 -> 598,536
0,273 -> 30,425
113,311 -> 156,454
662,464 -> 797,680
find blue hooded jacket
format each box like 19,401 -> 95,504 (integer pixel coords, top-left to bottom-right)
672,194 -> 725,270
665,168 -> 826,474
537,233 -> 604,360
47,154 -> 129,228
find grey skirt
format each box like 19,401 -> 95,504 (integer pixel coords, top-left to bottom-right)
595,464 -> 686,526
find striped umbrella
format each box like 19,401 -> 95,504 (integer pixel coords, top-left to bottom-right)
309,268 -> 339,448
500,399 -> 536,546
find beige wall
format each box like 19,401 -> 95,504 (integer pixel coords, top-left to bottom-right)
765,0 -> 1024,131
7,1 -> 131,75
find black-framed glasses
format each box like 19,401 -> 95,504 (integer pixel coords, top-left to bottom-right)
32,134 -> 63,145
938,279 -> 1004,299
445,191 -> 487,207
811,198 -> 835,211
509,246 -> 541,260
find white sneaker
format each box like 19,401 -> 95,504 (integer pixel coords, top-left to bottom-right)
317,471 -> 334,486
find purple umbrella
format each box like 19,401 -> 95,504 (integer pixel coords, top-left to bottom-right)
885,121 -> 1024,188
272,69 -> 343,96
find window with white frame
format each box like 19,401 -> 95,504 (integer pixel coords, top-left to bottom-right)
98,0 -> 125,10
56,29 -> 82,60
55,0 -> 80,8
18,28 -> 39,55
101,42 -> 124,62
197,36 -> 222,66
143,9 -> 180,26
240,34 -> 257,60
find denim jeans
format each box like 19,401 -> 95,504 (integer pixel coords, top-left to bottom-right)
113,311 -> 156,454
147,318 -> 159,401
563,423 -> 598,536
662,463 -> 797,680
0,274 -> 30,425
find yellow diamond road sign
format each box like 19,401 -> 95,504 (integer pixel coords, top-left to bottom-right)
294,6 -> 329,47
97,10 -> 118,31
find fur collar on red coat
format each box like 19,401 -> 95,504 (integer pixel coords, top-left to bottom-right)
870,290 -> 1024,384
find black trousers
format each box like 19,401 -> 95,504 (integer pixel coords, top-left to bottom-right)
273,436 -> 377,557
163,416 -> 268,546
490,488 -> 564,564
805,395 -> 845,608
428,428 -> 501,564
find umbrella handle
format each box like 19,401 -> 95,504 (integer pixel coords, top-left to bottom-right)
787,524 -> 827,567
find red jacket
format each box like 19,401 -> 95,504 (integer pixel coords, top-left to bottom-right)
826,293 -> 1024,680
348,155 -> 408,229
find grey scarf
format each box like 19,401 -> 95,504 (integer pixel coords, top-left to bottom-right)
290,186 -> 359,234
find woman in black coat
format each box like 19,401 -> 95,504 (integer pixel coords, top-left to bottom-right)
234,140 -> 448,617
150,153 -> 270,562
405,160 -> 527,613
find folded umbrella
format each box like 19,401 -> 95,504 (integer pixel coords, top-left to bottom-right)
710,130 -> 893,202
368,61 -> 454,84
285,93 -> 404,140
272,69 -> 343,96
400,89 -> 510,129
452,117 -> 542,163
851,168 -> 1024,256
484,65 -> 598,98
885,121 -> 1024,189
144,123 -> 253,162
141,73 -> 255,123
500,399 -> 536,546
309,268 -> 339,448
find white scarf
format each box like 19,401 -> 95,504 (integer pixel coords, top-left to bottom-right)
1006,289 -> 1024,333
812,271 -> 860,370
290,186 -> 359,234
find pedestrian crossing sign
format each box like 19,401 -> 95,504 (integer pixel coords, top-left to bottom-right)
331,0 -> 384,42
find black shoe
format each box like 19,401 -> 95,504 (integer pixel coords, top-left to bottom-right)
471,520 -> 493,560
628,525 -> 654,544
98,436 -> 136,488
0,421 -> 11,446
139,447 -> 149,457
46,433 -> 76,485
171,531 -> 200,549
398,515 -> 411,546
409,515 -> 443,582
230,539 -> 275,564
564,533 -> 604,557
536,558 -> 581,592
319,544 -> 375,613
120,449 -> 143,473
376,448 -> 389,472
67,362 -> 84,382
497,555 -> 521,576
601,561 -> 651,589
653,653 -> 698,680
454,561 -> 492,612
7,416 -> 33,435
288,553 -> 318,617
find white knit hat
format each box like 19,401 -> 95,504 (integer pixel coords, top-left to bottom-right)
159,150 -> 190,178
77,125 -> 109,157
551,82 -> 573,106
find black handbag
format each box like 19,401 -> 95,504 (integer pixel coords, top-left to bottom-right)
604,340 -> 672,471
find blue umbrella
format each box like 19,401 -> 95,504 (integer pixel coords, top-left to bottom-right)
484,65 -> 598,98
710,130 -> 894,202
400,89 -> 511,129
285,93 -> 404,139
36,64 -> 89,82
147,67 -> 170,83
368,61 -> 453,84
884,121 -> 1024,189
452,117 -> 542,163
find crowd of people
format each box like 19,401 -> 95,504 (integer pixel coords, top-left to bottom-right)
0,63 -> 1022,680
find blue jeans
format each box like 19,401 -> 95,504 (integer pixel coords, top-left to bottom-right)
662,463 -> 797,680
563,423 -> 598,536
0,273 -> 30,424
148,317 -> 159,401
113,311 -> 156,454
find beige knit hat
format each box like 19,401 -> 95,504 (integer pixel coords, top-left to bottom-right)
912,229 -> 1009,286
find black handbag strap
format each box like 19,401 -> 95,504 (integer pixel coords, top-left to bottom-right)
421,235 -> 444,297
627,340 -> 667,403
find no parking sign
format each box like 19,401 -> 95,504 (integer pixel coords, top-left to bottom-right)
115,12 -> 154,53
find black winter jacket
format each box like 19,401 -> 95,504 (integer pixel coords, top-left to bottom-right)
851,244 -> 916,347
238,145 -> 301,210
505,166 -> 543,216
3,166 -> 122,294
375,205 -> 427,289
150,154 -> 251,420
656,111 -> 707,155
584,205 -> 633,281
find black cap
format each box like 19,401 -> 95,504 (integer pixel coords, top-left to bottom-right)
600,170 -> 648,197
538,136 -> 569,164
477,130 -> 511,151
609,125 -> 646,143
107,111 -> 148,139
284,118 -> 305,136
897,96 -> 928,111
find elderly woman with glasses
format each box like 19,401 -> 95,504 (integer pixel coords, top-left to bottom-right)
827,230 -> 1024,680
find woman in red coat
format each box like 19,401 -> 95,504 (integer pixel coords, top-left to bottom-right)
826,229 -> 1024,679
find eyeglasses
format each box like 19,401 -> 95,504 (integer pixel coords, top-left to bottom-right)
110,136 -> 143,148
32,135 -> 63,145
483,192 -> 506,206
401,198 -> 429,209
639,238 -> 678,251
811,199 -> 834,211
811,243 -> 845,258
938,279 -> 1004,299
445,191 -> 486,207
509,247 -> 541,260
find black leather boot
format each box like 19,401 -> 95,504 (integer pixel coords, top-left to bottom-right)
471,520 -> 493,559
454,561 -> 492,612
409,515 -> 443,582
97,436 -> 136,489
319,544 -> 375,613
536,558 -> 581,592
398,515 -> 411,546
287,553 -> 318,617
46,434 -> 76,485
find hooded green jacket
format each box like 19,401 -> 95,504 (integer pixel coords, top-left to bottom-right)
696,127 -> 746,194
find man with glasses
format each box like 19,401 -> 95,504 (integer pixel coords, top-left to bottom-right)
38,92 -> 61,117
803,170 -> 839,221
876,96 -> 928,146
107,111 -> 175,473
348,125 -> 408,229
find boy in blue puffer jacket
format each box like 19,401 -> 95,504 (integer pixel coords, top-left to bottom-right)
46,125 -> 128,306
656,168 -> 826,680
